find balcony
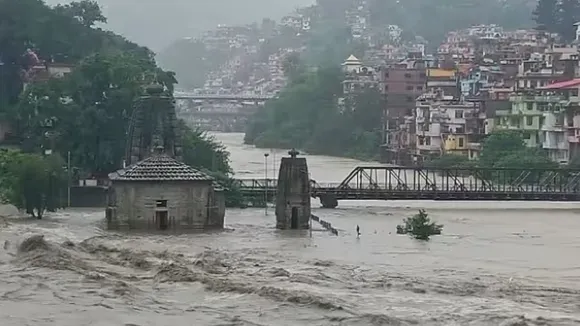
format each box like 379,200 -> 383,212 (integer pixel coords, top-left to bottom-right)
542,141 -> 568,150
568,135 -> 580,143
509,95 -> 563,102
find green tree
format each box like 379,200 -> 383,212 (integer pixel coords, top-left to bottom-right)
478,130 -> 558,184
245,62 -> 385,160
11,52 -> 167,174
0,0 -> 152,110
533,0 -> 559,32
55,0 -> 107,27
424,153 -> 473,169
0,150 -> 66,219
556,0 -> 580,41
396,209 -> 443,241
178,120 -> 232,175
478,130 -> 527,168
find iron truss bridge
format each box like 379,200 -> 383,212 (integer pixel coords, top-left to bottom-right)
232,166 -> 580,208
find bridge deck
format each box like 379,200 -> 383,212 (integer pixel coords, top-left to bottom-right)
232,166 -> 580,204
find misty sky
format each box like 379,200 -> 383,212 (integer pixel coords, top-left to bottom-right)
44,0 -> 315,51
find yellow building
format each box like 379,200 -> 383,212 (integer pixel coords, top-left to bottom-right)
443,134 -> 480,160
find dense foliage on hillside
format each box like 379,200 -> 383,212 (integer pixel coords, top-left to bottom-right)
0,0 -> 236,204
533,0 -> 580,41
244,60 -> 384,160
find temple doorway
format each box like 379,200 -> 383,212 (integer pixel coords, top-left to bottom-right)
291,207 -> 298,229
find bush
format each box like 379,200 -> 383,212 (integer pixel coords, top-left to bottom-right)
396,209 -> 443,241
424,153 -> 472,169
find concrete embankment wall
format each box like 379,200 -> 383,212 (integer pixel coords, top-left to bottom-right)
311,214 -> 338,235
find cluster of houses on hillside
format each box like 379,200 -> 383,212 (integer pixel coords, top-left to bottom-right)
189,23 -> 300,97
341,24 -> 580,166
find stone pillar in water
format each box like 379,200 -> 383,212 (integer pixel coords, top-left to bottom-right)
275,149 -> 311,229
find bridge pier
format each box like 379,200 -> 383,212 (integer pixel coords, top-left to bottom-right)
275,149 -> 310,229
319,194 -> 338,208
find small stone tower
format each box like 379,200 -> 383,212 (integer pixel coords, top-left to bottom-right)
275,149 -> 311,229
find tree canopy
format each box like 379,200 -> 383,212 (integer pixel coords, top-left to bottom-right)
0,0 -> 237,211
533,0 -> 580,41
245,55 -> 384,160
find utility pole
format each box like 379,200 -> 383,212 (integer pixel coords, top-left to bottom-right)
309,172 -> 312,238
264,153 -> 269,215
67,151 -> 71,208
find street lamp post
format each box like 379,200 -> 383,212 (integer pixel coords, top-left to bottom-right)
271,149 -> 276,178
264,153 -> 269,215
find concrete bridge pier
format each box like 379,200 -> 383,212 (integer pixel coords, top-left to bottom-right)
275,149 -> 310,229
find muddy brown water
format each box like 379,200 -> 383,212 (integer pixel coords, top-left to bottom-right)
0,132 -> 579,325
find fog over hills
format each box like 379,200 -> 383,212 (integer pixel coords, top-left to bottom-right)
44,0 -> 315,51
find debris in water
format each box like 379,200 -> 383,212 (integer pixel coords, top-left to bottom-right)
18,234 -> 49,253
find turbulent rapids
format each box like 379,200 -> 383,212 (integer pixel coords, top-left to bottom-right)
0,133 -> 579,325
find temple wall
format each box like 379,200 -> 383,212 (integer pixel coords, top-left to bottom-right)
108,181 -> 216,230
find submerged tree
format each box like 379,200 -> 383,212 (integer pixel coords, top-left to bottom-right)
396,209 -> 443,241
0,150 -> 66,219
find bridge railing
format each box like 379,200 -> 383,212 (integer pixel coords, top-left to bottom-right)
232,179 -> 344,190
233,166 -> 580,194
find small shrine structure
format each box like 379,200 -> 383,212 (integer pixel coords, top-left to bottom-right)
105,84 -> 225,230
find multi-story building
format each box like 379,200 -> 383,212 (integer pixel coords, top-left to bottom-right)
378,57 -> 427,164
426,68 -> 458,98
415,93 -> 484,160
493,91 -> 569,162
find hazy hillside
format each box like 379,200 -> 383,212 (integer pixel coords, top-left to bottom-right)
44,0 -> 315,50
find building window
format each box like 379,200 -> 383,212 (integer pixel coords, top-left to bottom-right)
384,72 -> 389,78
404,73 -> 412,78
526,116 -> 533,126
406,85 -> 413,90
455,110 -> 464,118
384,85 -> 388,91
458,137 -> 464,148
416,86 -> 423,91
425,137 -> 431,145
156,200 -> 167,208
419,137 -> 424,145
527,102 -> 533,110
420,73 -> 426,78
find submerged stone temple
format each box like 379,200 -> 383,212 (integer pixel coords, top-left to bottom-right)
275,149 -> 311,229
105,84 -> 225,230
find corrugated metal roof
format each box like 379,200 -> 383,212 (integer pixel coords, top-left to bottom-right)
109,154 -> 214,182
538,79 -> 580,90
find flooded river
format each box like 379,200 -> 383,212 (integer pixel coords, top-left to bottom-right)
1,132 -> 579,325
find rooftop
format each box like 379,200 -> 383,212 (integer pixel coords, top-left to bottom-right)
109,154 -> 214,182
538,79 -> 580,90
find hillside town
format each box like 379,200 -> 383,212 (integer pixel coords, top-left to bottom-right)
15,0 -> 580,167
168,0 -> 580,167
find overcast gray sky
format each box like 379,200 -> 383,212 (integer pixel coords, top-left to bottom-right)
45,0 -> 315,51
